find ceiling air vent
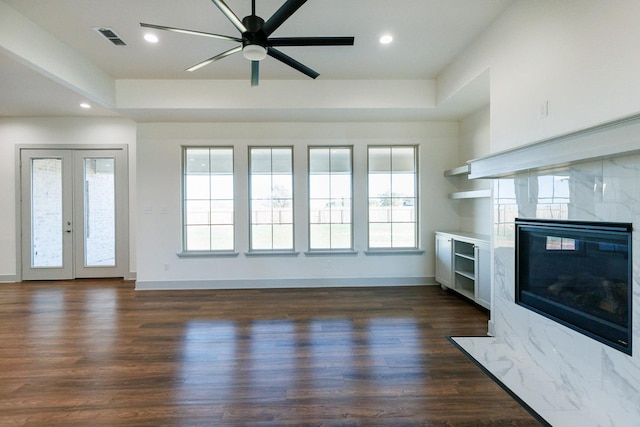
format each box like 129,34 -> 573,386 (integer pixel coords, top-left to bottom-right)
94,27 -> 126,46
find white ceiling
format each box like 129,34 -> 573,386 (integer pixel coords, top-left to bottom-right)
0,0 -> 512,121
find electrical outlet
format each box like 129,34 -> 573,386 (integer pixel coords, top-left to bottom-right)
539,100 -> 549,119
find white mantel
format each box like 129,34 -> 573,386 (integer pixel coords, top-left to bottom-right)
468,113 -> 640,180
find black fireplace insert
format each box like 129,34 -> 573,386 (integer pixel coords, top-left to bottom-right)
515,218 -> 632,354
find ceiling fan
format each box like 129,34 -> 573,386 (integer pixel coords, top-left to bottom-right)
140,0 -> 355,86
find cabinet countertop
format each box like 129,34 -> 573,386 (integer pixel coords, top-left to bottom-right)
435,231 -> 490,243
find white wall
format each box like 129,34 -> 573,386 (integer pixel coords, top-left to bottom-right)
136,121 -> 459,289
438,0 -> 640,153
0,117 -> 137,281
457,106 -> 491,235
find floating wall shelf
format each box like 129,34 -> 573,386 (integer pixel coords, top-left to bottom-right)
448,189 -> 491,199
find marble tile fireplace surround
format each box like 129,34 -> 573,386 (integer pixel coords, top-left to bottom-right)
453,114 -> 640,426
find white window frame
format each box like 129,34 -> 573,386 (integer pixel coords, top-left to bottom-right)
182,146 -> 235,254
308,146 -> 354,252
367,145 -> 419,250
248,146 -> 295,252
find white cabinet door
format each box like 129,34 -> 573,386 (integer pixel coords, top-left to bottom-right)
474,241 -> 491,309
435,234 -> 453,288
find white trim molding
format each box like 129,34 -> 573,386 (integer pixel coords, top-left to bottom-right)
135,276 -> 435,290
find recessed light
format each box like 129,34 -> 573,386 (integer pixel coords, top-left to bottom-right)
144,33 -> 159,43
380,34 -> 393,45
80,103 -> 91,109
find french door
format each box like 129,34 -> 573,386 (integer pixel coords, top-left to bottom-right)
20,148 -> 128,280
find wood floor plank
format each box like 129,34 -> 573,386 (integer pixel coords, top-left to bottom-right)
0,280 -> 541,426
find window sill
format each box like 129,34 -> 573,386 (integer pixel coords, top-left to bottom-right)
177,251 -> 239,258
304,250 -> 358,256
364,249 -> 425,256
244,251 -> 300,257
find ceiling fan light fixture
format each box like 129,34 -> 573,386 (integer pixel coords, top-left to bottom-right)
243,44 -> 267,61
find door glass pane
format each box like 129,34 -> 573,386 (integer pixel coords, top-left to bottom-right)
84,158 -> 115,267
31,158 -> 63,267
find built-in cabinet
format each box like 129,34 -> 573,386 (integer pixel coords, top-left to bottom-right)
435,231 -> 490,309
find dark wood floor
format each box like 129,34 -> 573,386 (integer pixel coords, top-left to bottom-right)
0,280 -> 539,426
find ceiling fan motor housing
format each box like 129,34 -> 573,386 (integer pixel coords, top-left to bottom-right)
242,15 -> 267,48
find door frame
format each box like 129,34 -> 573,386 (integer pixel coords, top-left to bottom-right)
16,144 -> 130,281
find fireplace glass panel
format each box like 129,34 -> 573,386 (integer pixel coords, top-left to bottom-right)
515,219 -> 632,354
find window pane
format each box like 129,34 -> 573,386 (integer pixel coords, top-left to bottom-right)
251,175 -> 272,199
331,148 -> 351,173
210,225 -> 234,250
210,149 -> 233,173
31,158 -> 63,267
210,175 -> 233,199
186,225 -> 211,250
308,147 -> 353,251
272,224 -> 293,249
330,205 -> 350,224
272,149 -> 292,173
368,147 -> 391,172
211,200 -> 234,224
272,174 -> 292,198
331,224 -> 352,249
251,224 -> 273,250
250,147 -> 293,251
183,147 -> 234,251
392,223 -> 416,247
367,146 -> 418,249
309,148 -> 330,173
310,224 -> 331,248
369,223 -> 392,248
251,149 -> 272,173
310,175 -> 330,199
272,205 -> 293,224
185,149 -> 210,174
391,174 -> 415,197
185,200 -> 210,224
392,204 -> 415,222
310,199 -> 330,224
368,174 -> 391,197
369,199 -> 391,223
185,175 -> 210,199
392,147 -> 416,172
252,200 -> 272,224
84,158 -> 116,266
331,175 -> 351,199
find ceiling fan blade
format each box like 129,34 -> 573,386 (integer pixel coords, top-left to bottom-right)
262,0 -> 308,36
268,36 -> 355,47
267,47 -> 319,79
210,0 -> 247,33
251,61 -> 259,87
186,46 -> 242,72
140,23 -> 241,42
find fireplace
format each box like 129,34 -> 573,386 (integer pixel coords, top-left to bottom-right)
515,218 -> 632,354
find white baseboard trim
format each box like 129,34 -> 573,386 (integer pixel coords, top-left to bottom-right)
135,276 -> 436,290
0,275 -> 17,283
